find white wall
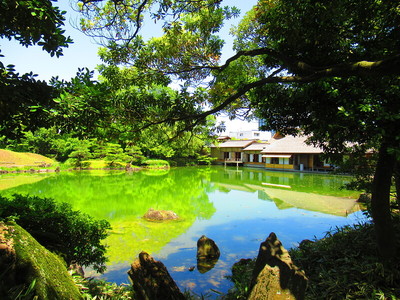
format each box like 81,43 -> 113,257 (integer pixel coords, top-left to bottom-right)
229,130 -> 272,141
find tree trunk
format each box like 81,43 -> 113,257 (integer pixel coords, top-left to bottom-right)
371,142 -> 396,260
394,162 -> 400,208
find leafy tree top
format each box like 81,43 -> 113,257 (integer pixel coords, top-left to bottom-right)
0,0 -> 73,57
75,0 -> 400,132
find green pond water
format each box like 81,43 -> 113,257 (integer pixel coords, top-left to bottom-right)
0,166 -> 366,296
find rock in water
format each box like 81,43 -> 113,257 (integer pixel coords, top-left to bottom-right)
128,251 -> 185,300
248,232 -> 308,300
196,235 -> 220,273
143,208 -> 179,221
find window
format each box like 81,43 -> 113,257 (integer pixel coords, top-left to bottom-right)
254,132 -> 260,137
224,152 -> 229,159
253,154 -> 259,162
271,157 -> 279,164
235,152 -> 241,160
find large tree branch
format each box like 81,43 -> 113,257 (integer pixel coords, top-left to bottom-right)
161,47 -> 400,78
135,53 -> 400,131
132,51 -> 400,135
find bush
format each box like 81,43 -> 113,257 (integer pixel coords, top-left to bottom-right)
225,219 -> 400,299
0,194 -> 111,273
196,154 -> 216,165
73,277 -> 134,300
290,221 -> 400,299
142,159 -> 170,168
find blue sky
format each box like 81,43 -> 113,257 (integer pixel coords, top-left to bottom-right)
1,0 -> 259,131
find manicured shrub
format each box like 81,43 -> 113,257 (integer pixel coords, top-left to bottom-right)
0,194 -> 111,273
68,140 -> 93,168
142,159 -> 170,168
104,143 -> 130,167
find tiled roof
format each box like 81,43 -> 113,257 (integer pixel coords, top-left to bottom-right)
243,143 -> 270,151
212,140 -> 255,148
217,136 -> 231,140
261,135 -> 323,154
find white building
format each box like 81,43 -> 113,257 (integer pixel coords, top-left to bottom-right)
228,130 -> 272,141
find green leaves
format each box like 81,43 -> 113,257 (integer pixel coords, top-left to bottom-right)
0,194 -> 111,273
0,0 -> 72,57
290,221 -> 400,299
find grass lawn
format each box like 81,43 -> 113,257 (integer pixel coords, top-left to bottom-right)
0,149 -> 54,168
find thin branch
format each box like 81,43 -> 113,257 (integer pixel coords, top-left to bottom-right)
126,0 -> 148,43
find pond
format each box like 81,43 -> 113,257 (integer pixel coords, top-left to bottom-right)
0,166 -> 366,297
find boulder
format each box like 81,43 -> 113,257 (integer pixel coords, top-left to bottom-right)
196,235 -> 220,273
128,251 -> 185,300
248,232 -> 308,300
143,208 -> 179,221
0,221 -> 82,299
357,193 -> 371,203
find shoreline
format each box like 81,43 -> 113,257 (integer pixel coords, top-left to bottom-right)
0,165 -> 170,174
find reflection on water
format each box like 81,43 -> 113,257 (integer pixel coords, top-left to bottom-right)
0,166 -> 365,297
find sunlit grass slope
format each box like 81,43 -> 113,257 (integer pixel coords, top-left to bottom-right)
0,149 -> 54,167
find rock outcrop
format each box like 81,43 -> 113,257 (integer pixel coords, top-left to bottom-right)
196,235 -> 220,273
143,208 -> 179,221
0,221 -> 82,299
357,193 -> 371,203
128,251 -> 185,300
248,232 -> 308,300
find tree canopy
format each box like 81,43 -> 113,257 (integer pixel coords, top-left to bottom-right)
76,0 -> 399,126
0,0 -> 72,57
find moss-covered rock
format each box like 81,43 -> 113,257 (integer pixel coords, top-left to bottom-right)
0,221 -> 82,299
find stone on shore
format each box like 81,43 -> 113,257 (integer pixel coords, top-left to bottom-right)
128,251 -> 185,300
248,232 -> 308,300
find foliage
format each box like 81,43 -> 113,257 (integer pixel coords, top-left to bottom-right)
224,259 -> 256,300
289,220 -> 400,299
104,143 -> 130,167
0,62 -> 56,141
224,219 -> 400,299
68,140 -> 93,168
50,68 -> 112,139
125,144 -> 145,165
142,159 -> 169,168
0,194 -> 111,273
0,0 -> 72,141
4,279 -> 37,300
16,127 -> 92,162
72,276 -> 134,300
0,0 -> 72,57
196,154 -> 216,166
78,0 -> 239,55
19,127 -> 60,155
